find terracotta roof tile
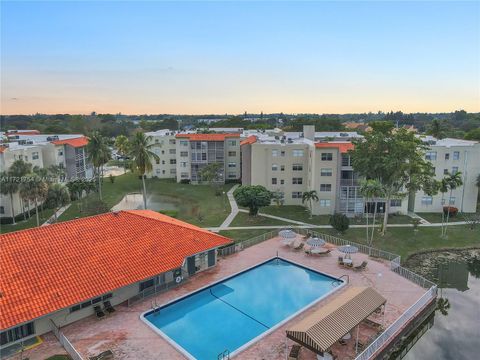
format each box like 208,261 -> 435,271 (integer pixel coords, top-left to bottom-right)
175,133 -> 240,141
315,142 -> 354,153
240,135 -> 257,146
0,210 -> 231,330
51,136 -> 89,148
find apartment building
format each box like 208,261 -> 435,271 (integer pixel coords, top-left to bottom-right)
0,133 -> 92,220
145,130 -> 241,183
241,126 -> 479,216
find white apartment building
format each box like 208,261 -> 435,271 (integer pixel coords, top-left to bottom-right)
0,133 -> 92,220
241,126 -> 479,216
146,130 -> 241,183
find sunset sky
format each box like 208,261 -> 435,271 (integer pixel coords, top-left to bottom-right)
1,1 -> 479,115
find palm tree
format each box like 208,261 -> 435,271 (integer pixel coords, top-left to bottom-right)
19,174 -> 48,227
360,179 -> 385,246
302,190 -> 319,218
46,184 -> 71,222
129,132 -> 159,209
9,160 -> 32,220
443,171 -> 463,237
427,119 -> 446,139
0,171 -> 19,224
87,132 -> 111,200
114,135 -> 130,174
438,177 -> 449,236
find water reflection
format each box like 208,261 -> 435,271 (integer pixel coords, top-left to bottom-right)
401,257 -> 480,360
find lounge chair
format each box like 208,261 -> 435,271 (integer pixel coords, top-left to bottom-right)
306,248 -> 331,256
94,305 -> 105,319
89,350 -> 114,360
338,256 -> 344,265
288,344 -> 301,360
104,300 -> 115,314
353,261 -> 368,271
293,242 -> 304,251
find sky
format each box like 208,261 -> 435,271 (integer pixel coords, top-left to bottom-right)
1,1 -> 479,115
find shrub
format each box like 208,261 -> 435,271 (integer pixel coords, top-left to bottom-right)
443,206 -> 458,217
233,185 -> 272,216
329,212 -> 350,233
180,179 -> 191,184
159,210 -> 179,218
109,174 -> 115,183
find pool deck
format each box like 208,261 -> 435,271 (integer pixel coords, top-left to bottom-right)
17,236 -> 425,360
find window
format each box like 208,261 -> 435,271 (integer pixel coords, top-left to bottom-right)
272,164 -> 278,171
169,149 -> 176,154
453,151 -> 460,160
32,152 -> 39,160
24,156 -> 28,162
272,178 -> 277,185
280,179 -> 285,185
139,278 -> 155,292
293,149 -> 304,157
0,206 -> 4,214
390,199 -> 402,207
180,162 -> 187,168
170,169 -> 176,175
91,297 -> 102,304
292,177 -> 303,185
228,140 -> 237,146
156,169 -> 161,175
321,153 -> 333,161
445,153 -> 450,160
341,155 -> 351,166
320,184 -> 332,192
281,151 -> 285,157
169,139 -> 176,145
161,150 -> 165,155
292,192 -> 303,199
0,322 -> 35,346
180,151 -> 188,157
449,197 -> 456,205
281,165 -> 285,171
170,159 -> 176,165
228,172 -> 237,178
228,151 -> 236,157
180,140 -> 188,146
320,168 -> 333,176
272,149 -> 279,157
156,159 -> 160,165
421,196 -> 433,205
319,199 -> 331,207
452,166 -> 459,175
292,164 -> 303,171
58,150 -> 63,156
425,151 -> 437,161
162,160 -> 165,165
228,162 -> 236,168
181,172 -> 189,178
444,169 -> 449,175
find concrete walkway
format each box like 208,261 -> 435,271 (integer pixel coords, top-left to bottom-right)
218,184 -> 240,229
42,204 -> 71,226
408,211 -> 431,224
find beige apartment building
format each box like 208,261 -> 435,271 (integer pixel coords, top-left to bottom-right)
242,126 -> 479,216
146,130 -> 241,183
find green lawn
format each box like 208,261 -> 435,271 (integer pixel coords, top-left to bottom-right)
58,173 -> 232,227
0,208 -> 56,234
219,229 -> 273,242
258,205 -> 412,225
229,212 -> 291,227
317,225 -> 480,260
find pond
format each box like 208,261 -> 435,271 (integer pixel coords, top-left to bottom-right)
400,250 -> 480,360
111,193 -> 180,212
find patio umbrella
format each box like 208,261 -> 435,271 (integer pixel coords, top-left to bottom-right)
306,237 -> 326,248
338,245 -> 359,259
278,229 -> 297,239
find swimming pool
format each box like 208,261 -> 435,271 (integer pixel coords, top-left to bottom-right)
141,258 -> 344,360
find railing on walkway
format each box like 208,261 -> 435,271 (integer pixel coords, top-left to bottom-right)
217,231 -> 277,257
50,319 -> 84,360
354,286 -> 437,360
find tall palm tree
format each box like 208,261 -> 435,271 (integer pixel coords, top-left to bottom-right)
0,171 -> 18,224
9,160 -> 32,220
438,177 -> 449,237
360,179 -> 385,246
443,171 -> 463,237
46,184 -> 71,222
19,174 -> 48,227
114,135 -> 130,174
129,132 -> 159,209
86,132 -> 111,200
302,190 -> 319,218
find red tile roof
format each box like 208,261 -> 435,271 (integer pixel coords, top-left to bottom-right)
0,146 -> 6,153
51,136 -> 89,148
176,133 -> 240,141
0,210 -> 231,330
315,142 -> 354,153
6,130 -> 41,136
240,135 -> 257,146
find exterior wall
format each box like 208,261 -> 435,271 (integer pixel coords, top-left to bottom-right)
413,144 -> 480,213
148,134 -> 178,179
240,144 -> 252,185
176,138 -> 191,182
310,147 -> 340,215
225,138 -> 241,181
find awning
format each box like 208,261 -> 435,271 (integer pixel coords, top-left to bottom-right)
286,287 -> 386,354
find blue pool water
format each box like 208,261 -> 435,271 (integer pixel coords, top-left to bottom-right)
143,258 -> 342,360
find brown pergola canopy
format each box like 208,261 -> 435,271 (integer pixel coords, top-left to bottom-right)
286,287 -> 386,354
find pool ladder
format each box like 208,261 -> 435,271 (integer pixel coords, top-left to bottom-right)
217,349 -> 230,360
332,274 -> 349,287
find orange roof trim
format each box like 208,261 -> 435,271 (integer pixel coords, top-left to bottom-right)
51,136 -> 89,148
0,210 -> 231,330
240,135 -> 257,146
315,142 -> 354,153
176,133 -> 240,141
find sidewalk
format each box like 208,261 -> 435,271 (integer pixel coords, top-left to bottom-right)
218,184 -> 240,229
42,204 -> 71,226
